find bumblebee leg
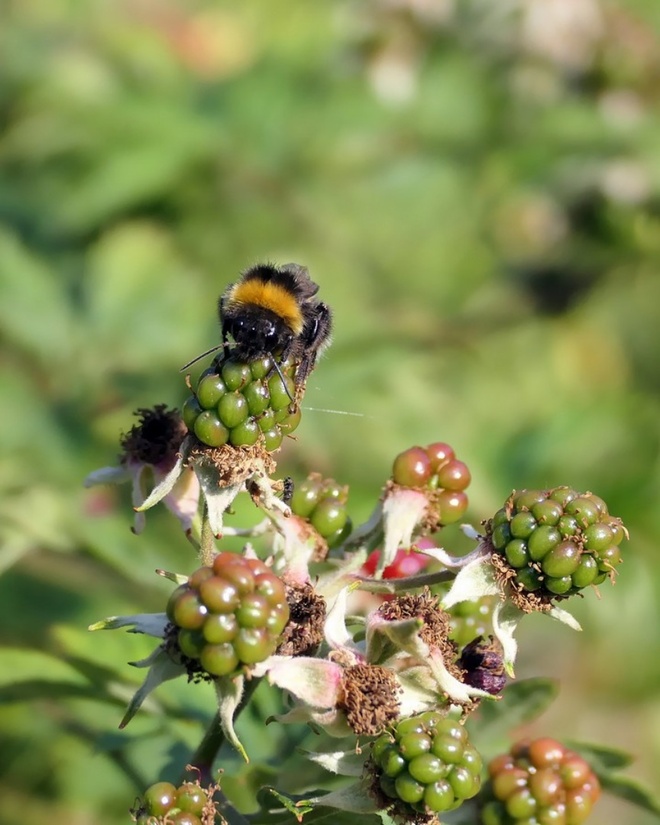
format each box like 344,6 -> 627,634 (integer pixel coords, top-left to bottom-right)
295,302 -> 332,387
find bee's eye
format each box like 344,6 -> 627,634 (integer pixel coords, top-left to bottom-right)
264,323 -> 278,346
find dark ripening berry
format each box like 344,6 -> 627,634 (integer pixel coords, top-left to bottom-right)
437,490 -> 468,524
436,459 -> 471,491
426,442 -> 455,472
176,783 -> 206,816
392,447 -> 432,487
144,782 -> 177,816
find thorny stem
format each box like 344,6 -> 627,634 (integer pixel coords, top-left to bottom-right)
185,676 -> 262,786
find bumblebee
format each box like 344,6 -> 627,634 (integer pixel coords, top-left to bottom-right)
219,262 -> 332,392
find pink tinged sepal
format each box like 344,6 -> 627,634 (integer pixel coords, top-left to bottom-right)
214,674 -> 248,763
255,656 -> 344,708
380,488 -> 430,574
163,467 -> 200,532
270,513 -> 319,585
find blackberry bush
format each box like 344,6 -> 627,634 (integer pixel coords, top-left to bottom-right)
82,262 -> 653,825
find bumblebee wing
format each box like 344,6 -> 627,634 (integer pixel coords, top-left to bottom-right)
280,262 -> 320,300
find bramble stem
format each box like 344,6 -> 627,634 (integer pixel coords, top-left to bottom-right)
199,502 -> 216,567
185,676 -> 262,785
354,567 -> 455,593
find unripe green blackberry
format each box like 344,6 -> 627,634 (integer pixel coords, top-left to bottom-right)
166,553 -> 289,678
135,776 -> 217,824
183,356 -> 301,451
447,596 -> 495,649
371,712 -> 482,818
480,738 -> 600,825
391,442 -> 471,525
290,473 -> 352,547
487,487 -> 626,602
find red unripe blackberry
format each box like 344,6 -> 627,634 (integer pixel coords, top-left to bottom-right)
481,738 -> 600,825
390,442 -> 472,526
168,554 -> 289,677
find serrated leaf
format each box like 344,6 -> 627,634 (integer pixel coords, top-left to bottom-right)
600,773 -> 660,816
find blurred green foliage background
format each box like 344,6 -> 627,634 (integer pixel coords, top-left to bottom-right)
1,0 -> 660,823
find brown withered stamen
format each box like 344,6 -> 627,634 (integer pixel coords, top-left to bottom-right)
277,581 -> 326,657
337,664 -> 400,736
120,404 -> 187,467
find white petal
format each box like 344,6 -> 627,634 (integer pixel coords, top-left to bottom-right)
324,587 -> 355,651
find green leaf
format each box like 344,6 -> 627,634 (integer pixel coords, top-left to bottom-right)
469,678 -> 559,747
600,774 -> 660,817
566,741 -> 634,772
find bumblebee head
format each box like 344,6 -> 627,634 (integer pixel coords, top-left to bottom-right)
222,305 -> 294,359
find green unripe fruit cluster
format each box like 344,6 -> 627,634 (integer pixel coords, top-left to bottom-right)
138,779 -> 208,824
447,596 -> 495,649
489,487 -> 625,599
372,712 -> 482,815
391,442 -> 471,525
166,553 -> 290,677
480,737 -> 601,825
182,356 -> 301,450
290,473 -> 352,547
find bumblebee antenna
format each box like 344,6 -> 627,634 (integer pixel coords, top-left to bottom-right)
180,344 -> 226,372
268,352 -> 295,403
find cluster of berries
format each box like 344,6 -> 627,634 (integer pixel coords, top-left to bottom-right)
391,442 -> 471,525
135,779 -> 214,824
371,712 -> 482,816
480,738 -> 601,825
289,474 -> 352,547
182,356 -> 301,450
166,553 -> 289,677
488,488 -> 625,598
